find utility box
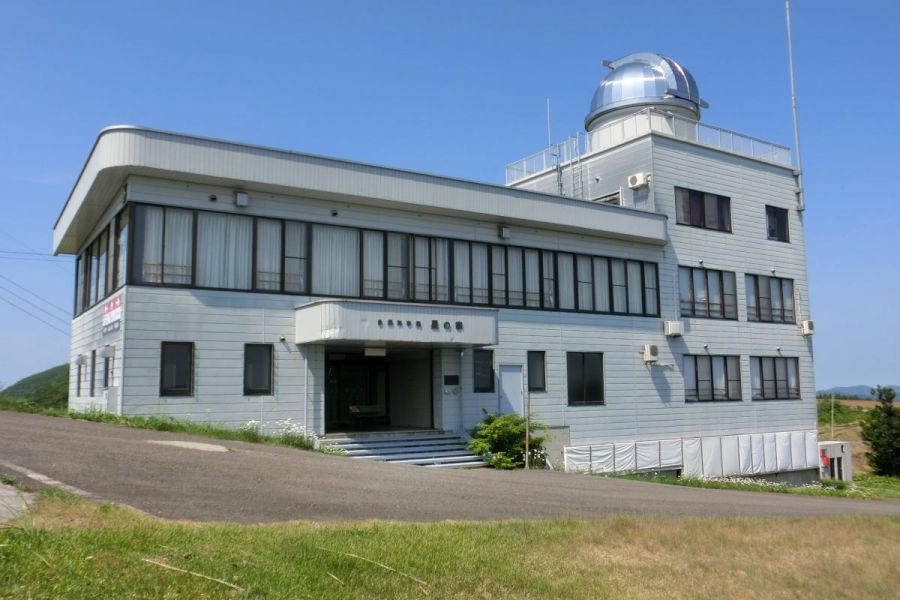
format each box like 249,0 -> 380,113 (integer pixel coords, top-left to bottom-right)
818,441 -> 853,481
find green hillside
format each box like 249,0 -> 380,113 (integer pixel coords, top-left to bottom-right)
1,363 -> 68,409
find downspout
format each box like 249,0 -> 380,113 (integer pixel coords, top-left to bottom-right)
458,349 -> 465,434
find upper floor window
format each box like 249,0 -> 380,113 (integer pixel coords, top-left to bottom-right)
675,187 -> 732,233
750,356 -> 799,400
679,267 -> 737,319
683,355 -> 741,402
133,205 -> 195,286
766,205 -> 790,242
746,274 -> 795,323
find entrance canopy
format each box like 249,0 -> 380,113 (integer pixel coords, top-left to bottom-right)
295,299 -> 498,347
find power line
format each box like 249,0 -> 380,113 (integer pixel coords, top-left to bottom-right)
0,294 -> 70,337
0,284 -> 70,325
0,273 -> 71,316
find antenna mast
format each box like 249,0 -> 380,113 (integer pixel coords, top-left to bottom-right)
785,0 -> 805,211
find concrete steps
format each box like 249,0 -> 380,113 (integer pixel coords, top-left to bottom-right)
321,430 -> 487,468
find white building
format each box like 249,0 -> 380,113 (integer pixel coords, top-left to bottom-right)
55,53 -> 819,477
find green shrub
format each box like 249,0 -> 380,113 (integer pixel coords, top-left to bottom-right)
816,398 -> 868,426
860,386 -> 900,476
468,411 -> 548,469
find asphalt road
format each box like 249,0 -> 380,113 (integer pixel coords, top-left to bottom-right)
1,411 -> 898,523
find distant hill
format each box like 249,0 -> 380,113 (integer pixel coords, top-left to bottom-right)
816,385 -> 900,400
0,365 -> 69,404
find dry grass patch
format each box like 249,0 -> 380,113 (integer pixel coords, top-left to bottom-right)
2,494 -> 899,599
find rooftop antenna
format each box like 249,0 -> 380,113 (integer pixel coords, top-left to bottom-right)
545,98 -> 552,148
785,0 -> 806,211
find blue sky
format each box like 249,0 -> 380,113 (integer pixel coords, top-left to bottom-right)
0,0 -> 897,388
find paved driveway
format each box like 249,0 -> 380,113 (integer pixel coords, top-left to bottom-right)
1,411 -> 898,523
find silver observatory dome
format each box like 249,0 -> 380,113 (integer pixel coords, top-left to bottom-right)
585,52 -> 708,131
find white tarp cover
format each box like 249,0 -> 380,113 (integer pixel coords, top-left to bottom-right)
659,439 -> 682,468
591,444 -> 615,473
563,429 -> 817,476
682,438 -> 702,477
804,430 -> 819,469
776,432 -> 793,471
790,431 -> 807,471
763,433 -> 778,473
750,434 -> 765,474
701,437 -> 723,478
721,436 -> 741,476
636,441 -> 660,471
614,442 -> 636,472
738,435 -> 753,475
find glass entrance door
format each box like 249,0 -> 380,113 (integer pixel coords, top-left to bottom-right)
325,355 -> 388,431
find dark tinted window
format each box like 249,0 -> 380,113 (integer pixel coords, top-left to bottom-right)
567,352 -> 604,406
527,351 -> 546,392
473,349 -> 494,393
675,187 -> 731,232
244,344 -> 273,395
160,342 -> 193,396
766,205 -> 790,242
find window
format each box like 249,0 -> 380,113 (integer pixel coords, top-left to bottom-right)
611,259 -> 627,313
524,249 -> 540,307
557,253 -> 575,310
683,355 -> 741,401
431,238 -> 450,301
643,263 -> 659,316
75,255 -> 85,315
675,187 -> 732,232
102,352 -> 110,390
362,230 -> 384,297
453,241 -> 471,303
473,349 -> 494,393
160,342 -> 193,397
746,274 -> 795,323
114,209 -> 128,289
576,255 -> 593,311
89,239 -> 99,305
679,267 -> 737,319
506,247 -> 524,306
96,230 -> 108,298
255,219 -> 282,291
491,246 -> 506,305
163,208 -> 193,285
76,361 -> 82,396
387,232 -> 410,299
471,243 -> 489,304
593,257 -> 610,312
413,236 -> 431,301
541,251 -> 555,308
89,350 -> 96,397
750,357 -> 799,400
196,212 -> 250,289
244,344 -> 273,395
766,205 -> 790,242
311,224 -> 359,296
284,221 -> 309,293
131,206 -> 195,286
527,351 -> 546,392
567,352 -> 604,406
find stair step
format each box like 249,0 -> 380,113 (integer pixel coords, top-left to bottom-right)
351,449 -> 477,462
393,454 -> 485,466
344,443 -> 469,456
425,461 -> 489,468
325,437 -> 462,449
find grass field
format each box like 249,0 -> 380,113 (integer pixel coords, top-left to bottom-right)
1,490 -> 899,599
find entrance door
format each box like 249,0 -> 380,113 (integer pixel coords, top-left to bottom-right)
498,364 -> 524,416
325,357 -> 388,431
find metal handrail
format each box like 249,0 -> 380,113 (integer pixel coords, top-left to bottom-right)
505,108 -> 792,185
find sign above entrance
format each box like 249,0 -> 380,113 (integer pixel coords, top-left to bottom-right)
295,299 -> 498,347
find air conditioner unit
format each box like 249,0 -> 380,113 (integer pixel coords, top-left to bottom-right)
801,320 -> 814,336
664,320 -> 683,337
643,344 -> 659,364
628,172 -> 649,189
234,191 -> 250,207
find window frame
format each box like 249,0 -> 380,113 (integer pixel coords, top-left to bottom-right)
745,274 -> 796,323
473,349 -> 495,393
766,205 -> 790,243
566,351 -> 605,406
750,356 -> 800,400
113,201 -> 661,319
683,354 -> 742,402
674,187 -> 732,233
527,351 -> 546,392
89,350 -> 96,397
243,343 -> 274,396
159,341 -> 194,397
679,266 -> 738,320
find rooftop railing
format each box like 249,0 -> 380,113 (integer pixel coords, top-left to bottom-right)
505,108 -> 792,185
